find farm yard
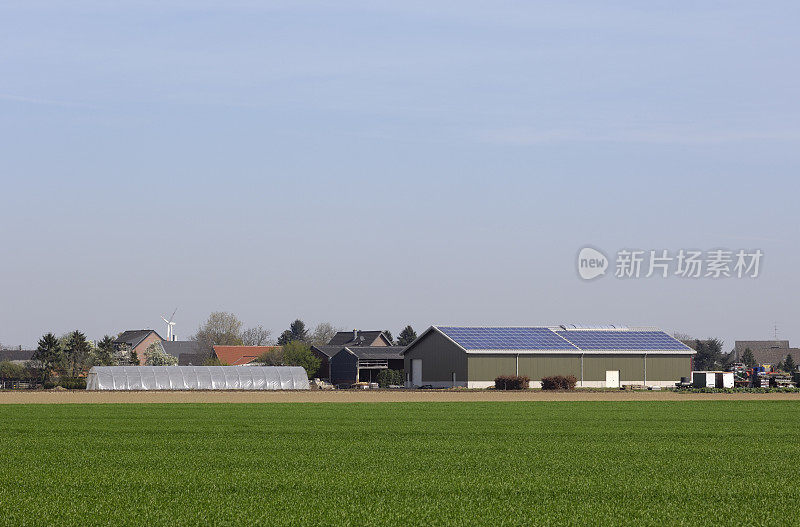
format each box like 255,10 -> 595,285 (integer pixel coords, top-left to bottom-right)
1,401 -> 799,526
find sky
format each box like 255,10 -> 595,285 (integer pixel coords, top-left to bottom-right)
1,1 -> 799,350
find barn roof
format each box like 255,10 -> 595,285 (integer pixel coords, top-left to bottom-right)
404,326 -> 694,355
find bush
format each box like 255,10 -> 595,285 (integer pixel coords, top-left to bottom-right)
494,375 -> 530,390
377,369 -> 404,387
58,377 -> 87,390
540,375 -> 578,390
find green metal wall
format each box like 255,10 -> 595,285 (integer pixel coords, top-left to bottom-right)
403,330 -> 467,382
468,353 -> 691,382
645,355 -> 691,381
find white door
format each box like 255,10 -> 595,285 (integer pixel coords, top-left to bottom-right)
412,359 -> 422,386
605,370 -> 620,388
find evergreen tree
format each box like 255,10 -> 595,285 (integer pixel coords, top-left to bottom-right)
784,354 -> 796,373
63,330 -> 92,377
397,326 -> 418,346
130,348 -> 139,365
742,348 -> 757,367
277,319 -> 308,345
93,335 -> 116,366
383,330 -> 395,345
693,338 -> 723,370
31,332 -> 63,382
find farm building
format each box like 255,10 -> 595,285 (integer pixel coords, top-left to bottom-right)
329,346 -> 404,385
113,330 -> 163,365
311,329 -> 397,382
86,365 -> 310,390
402,325 -> 694,388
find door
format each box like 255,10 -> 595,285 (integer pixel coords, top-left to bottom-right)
605,370 -> 620,388
412,359 -> 422,386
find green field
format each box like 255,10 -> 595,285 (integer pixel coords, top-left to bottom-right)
1,402 -> 799,526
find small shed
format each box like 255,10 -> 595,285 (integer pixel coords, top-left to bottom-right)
691,371 -> 733,388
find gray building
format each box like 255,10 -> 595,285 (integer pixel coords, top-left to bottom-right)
734,340 -> 800,367
402,325 -> 694,388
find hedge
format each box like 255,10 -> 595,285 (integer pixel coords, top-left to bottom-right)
494,375 -> 530,390
540,375 -> 578,390
377,369 -> 404,388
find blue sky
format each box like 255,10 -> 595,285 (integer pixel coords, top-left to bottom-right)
1,1 -> 799,349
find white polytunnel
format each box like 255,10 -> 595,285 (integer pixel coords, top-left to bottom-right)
85,366 -> 310,391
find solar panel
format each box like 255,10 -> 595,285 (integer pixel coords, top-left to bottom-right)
556,330 -> 689,350
437,327 -> 577,350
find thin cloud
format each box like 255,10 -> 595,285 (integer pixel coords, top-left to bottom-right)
0,93 -> 93,108
479,126 -> 800,146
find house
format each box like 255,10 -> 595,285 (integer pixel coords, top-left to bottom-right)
113,330 -> 163,365
161,341 -> 204,366
402,325 -> 695,388
329,346 -> 405,385
326,330 -> 393,347
311,329 -> 396,382
734,340 -> 800,367
0,349 -> 35,366
213,345 -> 280,366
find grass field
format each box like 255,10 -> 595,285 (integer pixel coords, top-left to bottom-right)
1,402 -> 798,526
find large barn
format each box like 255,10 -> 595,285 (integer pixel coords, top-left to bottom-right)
402,325 -> 694,388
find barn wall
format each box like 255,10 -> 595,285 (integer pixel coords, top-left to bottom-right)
403,330 -> 467,384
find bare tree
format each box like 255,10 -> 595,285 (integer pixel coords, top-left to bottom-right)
192,312 -> 244,356
241,325 -> 274,346
309,322 -> 342,346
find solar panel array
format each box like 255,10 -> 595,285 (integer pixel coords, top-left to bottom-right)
437,327 -> 578,350
436,327 -> 691,351
555,330 -> 688,350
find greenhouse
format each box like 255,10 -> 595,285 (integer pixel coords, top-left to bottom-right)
86,365 -> 310,391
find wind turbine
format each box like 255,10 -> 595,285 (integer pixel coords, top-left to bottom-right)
161,308 -> 177,341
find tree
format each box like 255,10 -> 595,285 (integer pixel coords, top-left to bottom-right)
255,347 -> 284,366
397,326 -> 417,346
742,348 -> 757,367
192,312 -> 244,356
63,330 -> 92,377
692,338 -> 723,371
92,335 -> 116,366
0,361 -> 24,387
130,349 -> 139,365
277,319 -> 308,346
309,323 -> 340,346
383,330 -> 395,345
144,341 -> 178,366
241,325 -> 273,346
282,341 -> 320,378
31,333 -> 63,382
784,354 -> 796,373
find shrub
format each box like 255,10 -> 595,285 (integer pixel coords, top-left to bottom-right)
377,369 -> 404,387
494,375 -> 530,390
540,375 -> 578,390
58,377 -> 87,390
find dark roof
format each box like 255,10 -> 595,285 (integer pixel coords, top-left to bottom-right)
161,341 -> 201,358
734,340 -> 797,365
345,346 -> 405,360
178,353 -> 205,366
114,330 -> 162,348
311,345 -> 346,358
0,349 -> 35,362
327,331 -> 390,347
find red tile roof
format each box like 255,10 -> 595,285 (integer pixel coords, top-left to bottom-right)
213,346 -> 280,366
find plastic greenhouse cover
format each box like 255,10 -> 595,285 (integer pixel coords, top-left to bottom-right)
85,366 -> 310,391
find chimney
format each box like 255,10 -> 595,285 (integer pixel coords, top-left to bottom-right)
353,329 -> 358,342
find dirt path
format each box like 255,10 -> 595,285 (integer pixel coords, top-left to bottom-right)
2,390 -> 800,404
